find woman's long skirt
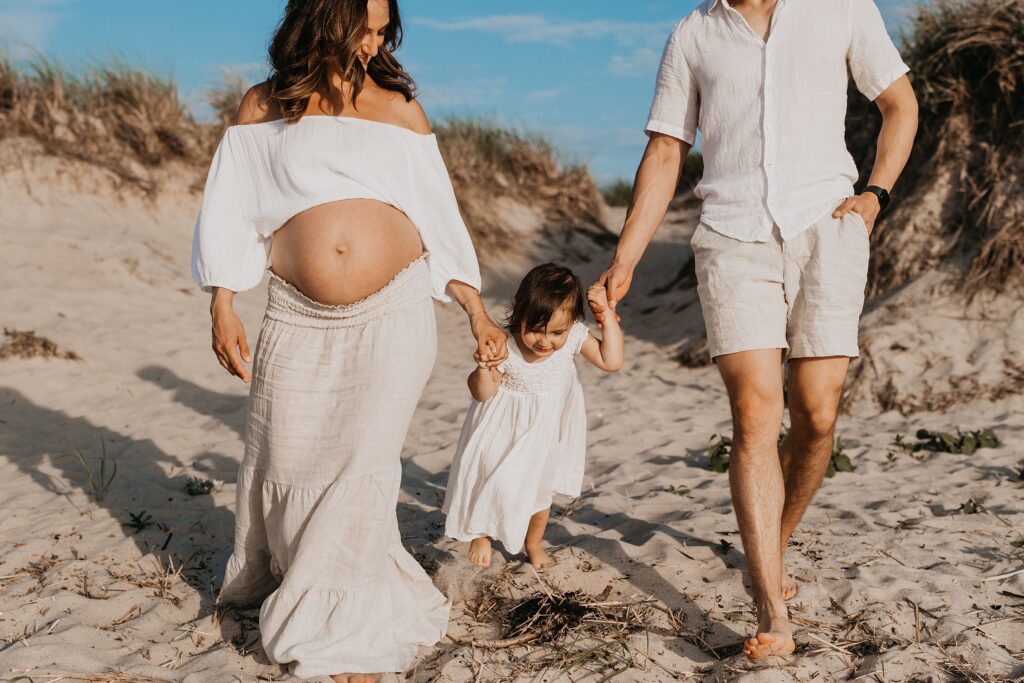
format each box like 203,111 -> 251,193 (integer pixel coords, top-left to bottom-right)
218,257 -> 450,678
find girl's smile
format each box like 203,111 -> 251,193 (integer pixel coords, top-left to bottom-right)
518,306 -> 573,362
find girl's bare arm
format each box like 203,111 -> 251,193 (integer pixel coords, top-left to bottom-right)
468,365 -> 502,402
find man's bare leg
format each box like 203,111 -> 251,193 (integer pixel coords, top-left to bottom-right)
777,356 -> 850,599
716,349 -> 795,661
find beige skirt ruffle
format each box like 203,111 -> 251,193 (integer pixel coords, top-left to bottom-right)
219,257 -> 450,678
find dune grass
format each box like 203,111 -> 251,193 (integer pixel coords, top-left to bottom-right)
434,116 -> 605,246
601,152 -> 704,207
846,0 -> 1024,297
0,55 -> 606,247
0,55 -> 215,191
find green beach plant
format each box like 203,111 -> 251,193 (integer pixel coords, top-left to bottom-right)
601,178 -> 633,207
706,431 -> 853,477
910,427 -> 999,454
125,510 -> 154,533
70,438 -> 117,502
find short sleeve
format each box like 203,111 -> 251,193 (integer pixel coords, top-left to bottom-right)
847,0 -> 910,101
645,21 -> 699,145
570,321 -> 591,356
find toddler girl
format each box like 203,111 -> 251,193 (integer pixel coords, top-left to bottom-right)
443,263 -> 624,569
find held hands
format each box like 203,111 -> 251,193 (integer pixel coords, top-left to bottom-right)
211,296 -> 251,383
587,282 -> 614,323
470,312 -> 508,368
832,192 -> 881,234
590,260 -> 632,328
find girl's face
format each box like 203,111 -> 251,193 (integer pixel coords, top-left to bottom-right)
519,306 -> 574,359
359,0 -> 389,69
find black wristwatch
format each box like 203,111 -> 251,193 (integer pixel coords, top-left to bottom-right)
863,185 -> 890,212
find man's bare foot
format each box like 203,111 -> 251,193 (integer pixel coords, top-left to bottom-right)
525,542 -> 555,569
469,537 -> 492,567
330,674 -> 377,683
743,610 -> 795,661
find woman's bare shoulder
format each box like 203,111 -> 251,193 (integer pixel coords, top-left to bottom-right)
390,94 -> 432,135
234,82 -> 283,126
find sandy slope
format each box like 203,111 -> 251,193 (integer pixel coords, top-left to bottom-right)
0,150 -> 1022,682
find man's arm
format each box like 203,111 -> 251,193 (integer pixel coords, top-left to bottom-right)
594,133 -> 691,321
833,75 -> 918,230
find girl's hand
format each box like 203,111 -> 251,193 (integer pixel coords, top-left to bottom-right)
587,282 -> 610,312
471,315 -> 508,368
211,296 -> 251,383
591,261 -> 630,328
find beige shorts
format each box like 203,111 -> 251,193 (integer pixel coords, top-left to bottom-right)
692,210 -> 870,360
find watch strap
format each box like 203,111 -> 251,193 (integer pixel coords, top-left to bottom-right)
864,185 -> 890,211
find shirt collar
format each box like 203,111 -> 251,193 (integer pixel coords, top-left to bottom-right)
709,0 -> 785,14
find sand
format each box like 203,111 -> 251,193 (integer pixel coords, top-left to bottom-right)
1,146 -> 1022,682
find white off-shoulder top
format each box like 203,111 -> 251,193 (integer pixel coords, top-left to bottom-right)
190,116 -> 481,302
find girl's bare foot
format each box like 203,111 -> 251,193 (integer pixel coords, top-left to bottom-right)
330,674 -> 377,683
742,602 -> 795,661
525,542 -> 555,569
469,537 -> 492,567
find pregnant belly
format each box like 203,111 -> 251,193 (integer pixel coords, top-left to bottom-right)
269,199 -> 424,305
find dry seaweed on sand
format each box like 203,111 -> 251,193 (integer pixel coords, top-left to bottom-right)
0,328 -> 80,361
456,574 -> 659,681
182,476 -> 223,496
4,672 -> 172,682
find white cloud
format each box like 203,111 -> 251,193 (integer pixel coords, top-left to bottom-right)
0,0 -> 73,57
527,88 -> 561,101
417,76 -> 508,109
412,15 -> 673,47
609,47 -> 660,78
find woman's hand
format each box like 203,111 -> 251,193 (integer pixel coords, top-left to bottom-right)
471,314 -> 508,368
591,260 -> 632,328
210,290 -> 252,383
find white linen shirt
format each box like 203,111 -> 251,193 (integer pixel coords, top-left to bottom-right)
646,0 -> 909,242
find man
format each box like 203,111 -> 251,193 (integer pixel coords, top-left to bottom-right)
591,0 -> 918,661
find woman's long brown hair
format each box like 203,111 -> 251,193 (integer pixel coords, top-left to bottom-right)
267,0 -> 416,122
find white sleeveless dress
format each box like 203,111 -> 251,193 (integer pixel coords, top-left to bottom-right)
443,321 -> 589,553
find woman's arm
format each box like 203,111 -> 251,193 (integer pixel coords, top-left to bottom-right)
210,289 -> 252,382
468,366 -> 502,402
581,283 -> 624,372
447,280 -> 509,368
206,83 -> 278,384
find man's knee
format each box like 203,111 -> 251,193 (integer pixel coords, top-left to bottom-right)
731,392 -> 783,442
790,403 -> 838,440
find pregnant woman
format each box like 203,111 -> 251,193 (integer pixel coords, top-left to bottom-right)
190,1 -> 507,680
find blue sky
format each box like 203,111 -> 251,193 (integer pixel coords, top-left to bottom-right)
0,0 -> 911,183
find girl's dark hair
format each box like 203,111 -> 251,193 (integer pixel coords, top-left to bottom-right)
506,263 -> 586,332
267,0 -> 416,122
